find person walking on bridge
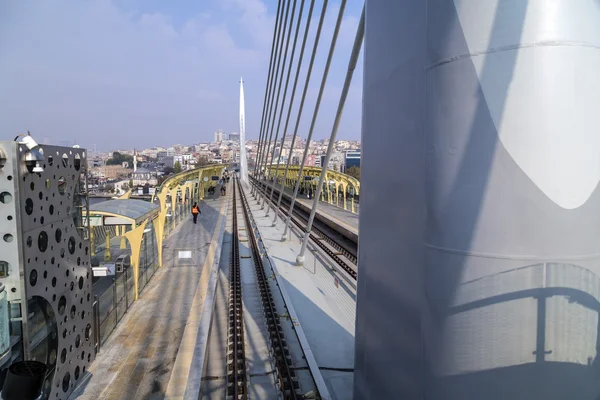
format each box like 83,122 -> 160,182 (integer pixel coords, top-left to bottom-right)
191,202 -> 201,224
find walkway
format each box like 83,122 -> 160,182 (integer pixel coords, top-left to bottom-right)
70,191 -> 229,400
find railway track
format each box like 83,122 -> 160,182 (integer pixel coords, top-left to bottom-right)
224,178 -> 301,399
252,178 -> 358,280
227,183 -> 248,398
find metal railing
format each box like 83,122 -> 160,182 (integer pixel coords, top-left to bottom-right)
92,257 -> 159,351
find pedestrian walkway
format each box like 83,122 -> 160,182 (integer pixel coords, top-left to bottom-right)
69,194 -> 229,400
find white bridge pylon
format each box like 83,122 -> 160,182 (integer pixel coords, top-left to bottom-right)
239,77 -> 248,184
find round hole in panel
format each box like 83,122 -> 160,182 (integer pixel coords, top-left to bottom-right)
77,257 -> 81,266
25,198 -> 34,215
65,270 -> 69,277
84,323 -> 91,341
87,353 -> 91,362
38,191 -> 43,200
45,179 -> 51,189
58,177 -> 66,195
51,257 -> 55,265
74,366 -> 80,381
49,204 -> 54,215
38,231 -> 48,252
62,372 -> 70,393
87,293 -> 90,302
70,282 -> 74,291
78,277 -> 84,290
74,154 -> 81,171
0,192 -> 12,204
60,249 -> 65,258
52,277 -> 56,287
60,348 -> 67,364
29,269 -> 37,286
70,305 -> 76,319
43,270 -> 47,279
6,176 -> 11,181
55,229 -> 62,243
48,155 -> 53,166
6,216 -> 12,221
30,182 -> 35,191
40,216 -> 45,224
26,236 -> 32,247
58,296 -> 66,315
3,234 -> 13,243
68,237 -> 76,255
75,334 -> 81,348
62,329 -> 67,339
62,154 -> 68,168
80,311 -> 85,320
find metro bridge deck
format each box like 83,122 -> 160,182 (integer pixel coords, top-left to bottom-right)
70,193 -> 228,400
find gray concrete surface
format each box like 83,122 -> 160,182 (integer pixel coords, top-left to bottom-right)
246,185 -> 357,400
69,193 -> 228,400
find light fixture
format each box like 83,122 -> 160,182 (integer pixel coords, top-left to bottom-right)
0,148 -> 6,169
19,133 -> 44,174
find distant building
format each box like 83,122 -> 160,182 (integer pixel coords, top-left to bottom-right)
131,167 -> 158,186
345,149 -> 361,170
90,158 -> 104,168
229,132 -> 240,142
214,129 -> 224,143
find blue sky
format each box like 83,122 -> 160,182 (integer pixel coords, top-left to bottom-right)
0,0 -> 363,150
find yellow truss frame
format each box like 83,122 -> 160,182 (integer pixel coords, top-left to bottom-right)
266,165 -> 360,212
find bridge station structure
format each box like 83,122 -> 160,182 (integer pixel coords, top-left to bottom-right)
3,1 -> 597,399
0,137 -> 357,399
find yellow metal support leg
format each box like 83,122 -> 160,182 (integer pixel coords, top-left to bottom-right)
104,232 -> 111,262
124,219 -> 149,301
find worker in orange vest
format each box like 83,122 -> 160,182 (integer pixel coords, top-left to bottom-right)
191,202 -> 201,224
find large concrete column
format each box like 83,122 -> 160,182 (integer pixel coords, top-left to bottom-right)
354,1 -> 600,400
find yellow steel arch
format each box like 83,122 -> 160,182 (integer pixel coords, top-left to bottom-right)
266,165 -> 360,212
152,163 -> 227,241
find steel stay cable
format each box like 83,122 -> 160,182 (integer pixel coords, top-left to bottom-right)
263,0 -> 307,218
258,0 -> 298,209
252,1 -> 281,183
282,0 -> 346,238
256,0 -> 292,192
297,5 -> 365,264
268,0 -> 319,225
253,1 -> 285,188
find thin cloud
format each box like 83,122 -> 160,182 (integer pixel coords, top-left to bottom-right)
0,0 -> 363,149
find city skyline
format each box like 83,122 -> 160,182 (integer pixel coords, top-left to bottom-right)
0,0 -> 364,151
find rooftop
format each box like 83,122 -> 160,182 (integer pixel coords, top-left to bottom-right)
89,199 -> 159,223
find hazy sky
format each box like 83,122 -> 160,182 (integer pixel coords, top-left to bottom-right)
0,0 -> 363,151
